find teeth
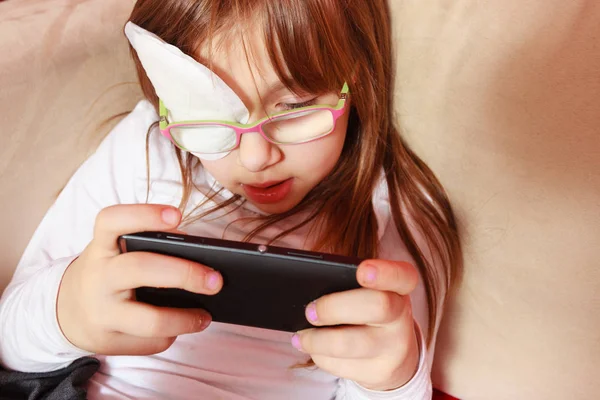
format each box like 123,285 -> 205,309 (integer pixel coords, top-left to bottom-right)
256,182 -> 281,189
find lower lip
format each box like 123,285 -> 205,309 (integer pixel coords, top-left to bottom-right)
242,178 -> 294,204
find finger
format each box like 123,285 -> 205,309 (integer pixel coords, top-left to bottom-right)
108,251 -> 223,294
356,259 -> 419,295
93,204 -> 182,255
309,354 -> 399,390
310,354 -> 359,381
97,332 -> 177,356
307,288 -> 409,326
114,301 -> 212,338
293,325 -> 387,359
164,228 -> 188,235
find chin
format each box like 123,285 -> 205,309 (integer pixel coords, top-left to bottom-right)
249,197 -> 302,215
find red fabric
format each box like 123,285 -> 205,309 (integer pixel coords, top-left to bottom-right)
433,388 -> 459,400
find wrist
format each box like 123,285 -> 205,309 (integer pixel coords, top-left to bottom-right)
56,257 -> 90,351
359,320 -> 422,391
388,327 -> 421,390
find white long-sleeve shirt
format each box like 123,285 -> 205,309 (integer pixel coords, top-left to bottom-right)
0,100 -> 439,399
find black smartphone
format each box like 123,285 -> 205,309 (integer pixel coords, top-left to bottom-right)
118,232 -> 362,332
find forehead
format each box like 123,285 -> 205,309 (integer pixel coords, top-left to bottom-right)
195,27 -> 290,106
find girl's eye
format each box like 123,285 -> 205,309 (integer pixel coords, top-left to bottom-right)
280,98 -> 317,111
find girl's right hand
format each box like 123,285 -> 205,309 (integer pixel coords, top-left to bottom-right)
56,204 -> 222,356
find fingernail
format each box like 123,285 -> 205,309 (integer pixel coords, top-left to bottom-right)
291,334 -> 303,351
161,207 -> 180,225
306,302 -> 318,323
206,271 -> 220,290
199,315 -> 212,331
361,264 -> 377,284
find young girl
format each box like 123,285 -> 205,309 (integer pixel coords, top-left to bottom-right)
0,0 -> 461,398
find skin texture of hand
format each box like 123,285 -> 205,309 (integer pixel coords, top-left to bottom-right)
57,204 -> 223,356
293,259 -> 421,391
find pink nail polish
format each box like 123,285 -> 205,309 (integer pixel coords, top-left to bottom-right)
362,264 -> 377,284
161,208 -> 179,225
206,272 -> 220,290
306,302 -> 318,323
291,334 -> 302,351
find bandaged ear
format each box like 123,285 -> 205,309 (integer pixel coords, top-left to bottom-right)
124,22 -> 249,160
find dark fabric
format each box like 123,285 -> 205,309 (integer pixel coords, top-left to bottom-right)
433,388 -> 460,400
0,357 -> 99,400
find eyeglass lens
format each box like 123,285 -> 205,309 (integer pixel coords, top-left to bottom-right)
170,109 -> 335,154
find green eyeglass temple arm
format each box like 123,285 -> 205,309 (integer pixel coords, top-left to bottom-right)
159,100 -> 168,130
341,82 -> 349,94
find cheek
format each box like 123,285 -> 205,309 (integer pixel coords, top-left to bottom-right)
196,157 -> 235,184
288,123 -> 348,179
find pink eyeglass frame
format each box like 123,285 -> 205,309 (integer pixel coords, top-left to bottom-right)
158,83 -> 349,153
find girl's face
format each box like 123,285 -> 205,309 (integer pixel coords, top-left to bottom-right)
196,34 -> 350,215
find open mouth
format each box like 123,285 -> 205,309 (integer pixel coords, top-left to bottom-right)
241,178 -> 294,204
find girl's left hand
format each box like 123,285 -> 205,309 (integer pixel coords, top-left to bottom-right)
292,259 -> 421,391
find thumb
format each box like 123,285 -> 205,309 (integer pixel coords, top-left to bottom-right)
356,259 -> 419,295
92,204 -> 181,255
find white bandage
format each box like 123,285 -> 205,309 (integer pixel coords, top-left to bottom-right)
124,22 -> 249,160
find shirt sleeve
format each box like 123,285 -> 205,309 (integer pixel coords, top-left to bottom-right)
0,101 -> 158,372
335,323 -> 432,400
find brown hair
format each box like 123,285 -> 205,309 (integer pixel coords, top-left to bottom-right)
128,0 -> 462,343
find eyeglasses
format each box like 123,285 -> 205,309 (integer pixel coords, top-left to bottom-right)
158,83 -> 349,154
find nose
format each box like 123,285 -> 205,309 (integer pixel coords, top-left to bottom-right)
237,128 -> 282,172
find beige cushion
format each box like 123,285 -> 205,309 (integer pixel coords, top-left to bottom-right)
390,1 -> 600,398
0,0 -> 141,290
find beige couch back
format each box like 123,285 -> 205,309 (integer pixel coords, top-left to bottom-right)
1,1 -> 598,398
0,0 -> 141,290
390,1 -> 599,398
